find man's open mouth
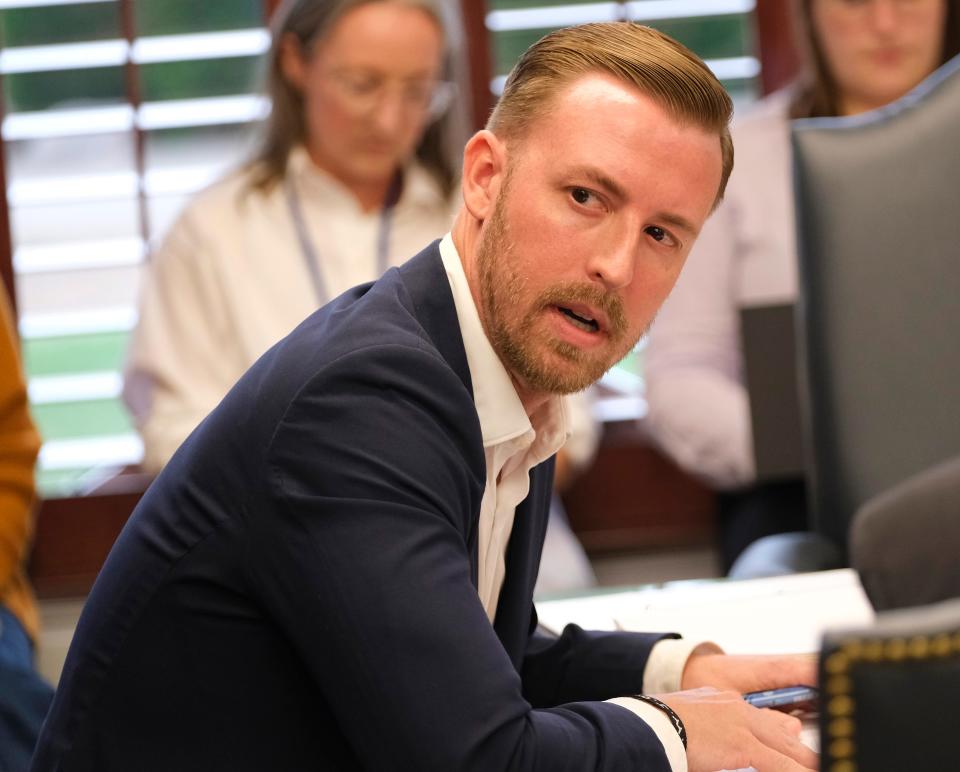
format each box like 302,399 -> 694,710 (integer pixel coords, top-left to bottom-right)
558,306 -> 600,333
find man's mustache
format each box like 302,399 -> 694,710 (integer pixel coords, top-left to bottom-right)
534,282 -> 628,337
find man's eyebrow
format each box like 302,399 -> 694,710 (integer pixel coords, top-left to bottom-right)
573,167 -> 628,202
657,211 -> 699,237
570,167 -> 699,236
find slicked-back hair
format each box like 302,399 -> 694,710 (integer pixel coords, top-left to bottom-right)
248,0 -> 455,196
791,0 -> 960,119
487,22 -> 734,209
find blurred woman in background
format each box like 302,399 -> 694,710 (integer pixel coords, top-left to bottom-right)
644,0 -> 960,571
124,0 -> 459,472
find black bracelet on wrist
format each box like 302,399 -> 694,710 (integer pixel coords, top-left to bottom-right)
628,694 -> 688,750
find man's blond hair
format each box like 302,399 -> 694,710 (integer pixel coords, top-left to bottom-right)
487,23 -> 734,208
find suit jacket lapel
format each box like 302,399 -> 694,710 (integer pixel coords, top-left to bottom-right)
494,458 -> 555,668
397,241 -> 472,397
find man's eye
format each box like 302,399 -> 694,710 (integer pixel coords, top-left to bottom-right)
646,225 -> 669,243
571,188 -> 593,205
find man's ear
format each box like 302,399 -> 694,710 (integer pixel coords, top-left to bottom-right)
278,33 -> 308,92
461,130 -> 508,222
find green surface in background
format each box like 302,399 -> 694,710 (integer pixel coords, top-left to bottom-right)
7,55 -> 263,113
4,68 -> 128,113
32,399 -> 133,443
490,0 -> 604,8
37,467 -> 104,500
493,16 -> 753,75
0,1 -> 266,114
24,332 -> 134,497
139,56 -> 261,102
22,331 -> 129,378
134,0 -> 264,36
0,4 -> 119,48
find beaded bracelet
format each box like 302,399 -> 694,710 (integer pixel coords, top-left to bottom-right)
629,695 -> 688,750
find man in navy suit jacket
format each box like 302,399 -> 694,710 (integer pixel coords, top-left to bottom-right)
33,22 -> 817,772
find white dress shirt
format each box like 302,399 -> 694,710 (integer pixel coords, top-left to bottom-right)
440,234 -> 705,772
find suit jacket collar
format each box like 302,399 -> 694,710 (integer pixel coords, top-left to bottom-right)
397,240 -> 473,400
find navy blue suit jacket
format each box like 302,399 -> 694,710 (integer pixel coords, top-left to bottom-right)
33,243 -> 677,771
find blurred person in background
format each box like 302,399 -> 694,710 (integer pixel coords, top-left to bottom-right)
644,0 -> 959,572
0,286 -> 54,771
123,0 -> 459,471
122,0 -> 597,592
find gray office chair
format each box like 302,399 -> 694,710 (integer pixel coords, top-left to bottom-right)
730,53 -> 960,578
851,454 -> 960,612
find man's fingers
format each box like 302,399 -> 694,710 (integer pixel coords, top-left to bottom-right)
750,655 -> 818,691
762,708 -> 803,735
750,741 -> 818,772
750,707 -> 819,770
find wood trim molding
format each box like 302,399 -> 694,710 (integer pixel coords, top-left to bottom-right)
29,482 -> 149,597
754,0 -> 802,95
563,423 -> 716,554
459,0 -> 492,131
264,0 -> 283,19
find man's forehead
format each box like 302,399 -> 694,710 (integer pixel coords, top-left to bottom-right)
503,69 -> 723,230
534,70 -> 669,123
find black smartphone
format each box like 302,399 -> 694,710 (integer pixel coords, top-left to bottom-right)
743,686 -> 819,719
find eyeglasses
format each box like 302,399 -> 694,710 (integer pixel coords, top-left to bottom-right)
326,68 -> 456,120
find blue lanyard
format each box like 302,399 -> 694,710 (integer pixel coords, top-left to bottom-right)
285,171 -> 402,307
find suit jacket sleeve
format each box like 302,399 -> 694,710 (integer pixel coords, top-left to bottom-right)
522,622 -> 680,708
249,342 -> 673,772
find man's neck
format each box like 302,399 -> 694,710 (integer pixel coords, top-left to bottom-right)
514,383 -> 551,419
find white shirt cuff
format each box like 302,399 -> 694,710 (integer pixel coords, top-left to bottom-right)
642,639 -> 724,695
607,697 -> 687,772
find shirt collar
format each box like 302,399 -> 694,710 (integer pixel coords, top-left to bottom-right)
439,234 -> 569,452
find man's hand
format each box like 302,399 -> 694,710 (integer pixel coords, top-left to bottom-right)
681,653 -> 817,694
659,687 -> 818,772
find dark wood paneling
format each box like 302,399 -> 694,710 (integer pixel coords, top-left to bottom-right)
264,0 -> 283,19
460,0 -> 492,131
29,473 -> 151,597
754,0 -> 801,95
564,423 -> 717,554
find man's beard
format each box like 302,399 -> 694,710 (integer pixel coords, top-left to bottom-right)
474,181 -> 635,396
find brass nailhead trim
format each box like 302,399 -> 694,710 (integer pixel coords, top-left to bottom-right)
824,626 -> 960,772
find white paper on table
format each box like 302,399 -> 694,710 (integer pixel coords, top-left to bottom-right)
610,569 -> 875,655
537,569 -> 874,654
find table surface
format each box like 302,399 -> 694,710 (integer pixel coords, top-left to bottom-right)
537,568 -> 875,655
536,569 -> 876,771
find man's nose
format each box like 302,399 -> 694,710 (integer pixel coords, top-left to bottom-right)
584,232 -> 638,291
